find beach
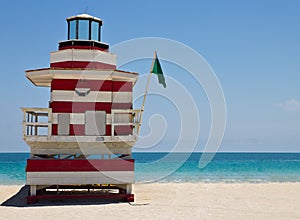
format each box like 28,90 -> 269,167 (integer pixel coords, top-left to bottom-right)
0,183 -> 299,220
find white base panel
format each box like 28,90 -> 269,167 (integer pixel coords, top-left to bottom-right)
27,171 -> 134,185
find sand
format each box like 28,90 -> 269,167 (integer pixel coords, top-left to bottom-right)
0,183 -> 299,220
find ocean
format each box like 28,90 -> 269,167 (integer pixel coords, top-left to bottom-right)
0,153 -> 299,185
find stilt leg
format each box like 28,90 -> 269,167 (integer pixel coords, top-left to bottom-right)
30,185 -> 37,196
126,184 -> 132,194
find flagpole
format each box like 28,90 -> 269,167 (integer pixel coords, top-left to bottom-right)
136,51 -> 156,135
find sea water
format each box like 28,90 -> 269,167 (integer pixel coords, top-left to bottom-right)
0,153 -> 299,185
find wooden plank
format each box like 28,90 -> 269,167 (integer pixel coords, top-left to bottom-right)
51,124 -> 132,136
50,49 -> 117,65
26,171 -> 134,185
26,159 -> 134,172
50,61 -> 116,69
52,113 -> 113,125
51,79 -> 113,91
51,90 -> 113,102
112,92 -> 132,103
52,113 -> 84,124
51,90 -> 132,103
27,193 -> 134,204
51,79 -> 133,92
50,101 -> 132,113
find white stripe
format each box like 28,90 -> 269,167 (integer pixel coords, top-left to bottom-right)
51,90 -> 132,103
113,113 -> 133,124
112,92 -> 132,103
51,90 -> 112,102
27,171 -> 134,185
52,113 -> 85,124
50,49 -> 116,65
52,113 -> 131,125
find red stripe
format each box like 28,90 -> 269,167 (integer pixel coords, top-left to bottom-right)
104,125 -> 133,136
50,61 -> 116,70
51,124 -> 133,136
106,124 -> 111,136
50,102 -> 132,113
27,194 -> 134,204
51,79 -> 132,92
26,159 -> 134,172
59,45 -> 109,52
113,82 -> 133,92
114,125 -> 133,136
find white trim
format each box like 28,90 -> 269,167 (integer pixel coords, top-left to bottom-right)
50,49 -> 116,65
51,90 -> 132,103
27,171 -> 134,185
26,69 -> 138,87
112,92 -> 132,103
52,113 -> 132,125
52,113 -> 84,124
51,90 -> 112,103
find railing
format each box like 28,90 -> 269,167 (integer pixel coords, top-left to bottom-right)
21,108 -> 52,138
21,108 -> 142,138
111,109 -> 142,137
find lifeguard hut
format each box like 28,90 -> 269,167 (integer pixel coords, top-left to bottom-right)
21,14 -> 141,203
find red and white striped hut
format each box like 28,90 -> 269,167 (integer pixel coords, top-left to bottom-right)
21,14 -> 141,203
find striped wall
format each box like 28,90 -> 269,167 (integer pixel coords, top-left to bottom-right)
50,49 -> 116,70
26,159 -> 134,185
50,79 -> 133,136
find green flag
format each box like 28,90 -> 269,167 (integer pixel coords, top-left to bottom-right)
150,52 -> 166,88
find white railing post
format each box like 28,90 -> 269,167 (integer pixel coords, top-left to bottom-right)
111,110 -> 114,138
48,108 -> 52,138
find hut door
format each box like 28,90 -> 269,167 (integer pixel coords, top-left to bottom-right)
85,111 -> 106,136
57,114 -> 70,135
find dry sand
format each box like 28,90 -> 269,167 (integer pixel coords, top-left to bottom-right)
0,183 -> 299,220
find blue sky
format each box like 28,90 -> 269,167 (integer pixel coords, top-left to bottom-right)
0,0 -> 300,152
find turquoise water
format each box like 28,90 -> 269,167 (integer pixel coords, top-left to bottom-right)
0,153 -> 299,184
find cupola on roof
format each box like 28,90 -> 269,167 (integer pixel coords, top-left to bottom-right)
66,13 -> 103,42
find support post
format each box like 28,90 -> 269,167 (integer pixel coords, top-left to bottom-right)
111,111 -> 114,137
30,185 -> 37,196
35,113 -> 38,135
126,184 -> 132,194
26,113 -> 30,135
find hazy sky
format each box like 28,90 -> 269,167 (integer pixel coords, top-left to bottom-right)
0,0 -> 300,152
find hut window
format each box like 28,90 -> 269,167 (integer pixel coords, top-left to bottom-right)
91,21 -> 99,41
78,20 -> 89,40
69,20 -> 77,40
